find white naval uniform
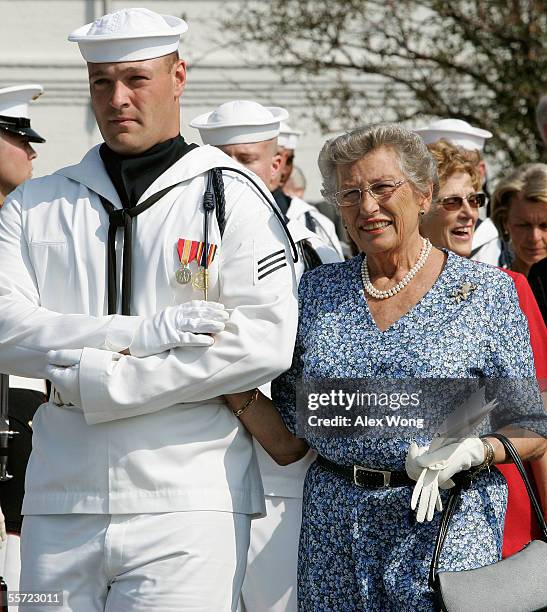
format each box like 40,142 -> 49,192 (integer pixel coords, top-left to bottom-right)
286,196 -> 344,259
0,144 -> 298,610
471,217 -> 502,266
241,225 -> 342,612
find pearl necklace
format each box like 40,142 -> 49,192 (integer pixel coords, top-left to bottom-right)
361,237 -> 432,300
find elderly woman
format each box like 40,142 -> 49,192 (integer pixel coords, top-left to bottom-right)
225,124 -> 547,611
420,141 -> 547,559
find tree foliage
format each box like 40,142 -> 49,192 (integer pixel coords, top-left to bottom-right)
223,0 -> 547,168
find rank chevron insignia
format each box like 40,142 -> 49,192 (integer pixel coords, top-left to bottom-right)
257,249 -> 287,280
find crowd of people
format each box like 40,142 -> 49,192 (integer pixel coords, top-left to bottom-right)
0,6 -> 545,612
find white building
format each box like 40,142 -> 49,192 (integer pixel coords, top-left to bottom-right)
0,0 -> 338,202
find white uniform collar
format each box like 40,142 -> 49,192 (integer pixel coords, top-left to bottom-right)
286,216 -> 320,244
286,195 -> 315,219
55,144 -> 252,206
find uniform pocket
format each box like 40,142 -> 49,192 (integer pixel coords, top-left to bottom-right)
28,242 -> 69,310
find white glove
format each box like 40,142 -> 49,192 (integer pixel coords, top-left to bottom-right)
406,442 -> 443,523
410,437 -> 485,523
0,504 -> 5,548
46,349 -> 83,408
129,301 -> 229,357
416,437 -> 486,487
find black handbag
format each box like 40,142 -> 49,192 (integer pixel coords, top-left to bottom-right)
429,433 -> 547,612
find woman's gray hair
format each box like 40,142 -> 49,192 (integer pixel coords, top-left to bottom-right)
318,123 -> 439,203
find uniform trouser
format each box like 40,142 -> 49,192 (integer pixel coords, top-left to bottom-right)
0,533 -> 21,611
240,496 -> 302,612
20,511 -> 251,612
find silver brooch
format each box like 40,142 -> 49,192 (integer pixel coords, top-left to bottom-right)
451,281 -> 477,304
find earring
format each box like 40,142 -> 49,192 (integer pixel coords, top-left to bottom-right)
419,209 -> 425,216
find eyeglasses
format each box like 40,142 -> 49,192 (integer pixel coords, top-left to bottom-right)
437,192 -> 486,211
334,179 -> 406,207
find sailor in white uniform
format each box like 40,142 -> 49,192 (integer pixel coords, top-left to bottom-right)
191,100 -> 342,612
273,122 -> 345,258
0,9 -> 297,612
0,83 -> 47,610
415,118 -> 509,266
0,84 -> 45,206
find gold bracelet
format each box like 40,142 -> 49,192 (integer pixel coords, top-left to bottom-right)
232,388 -> 259,418
480,437 -> 496,470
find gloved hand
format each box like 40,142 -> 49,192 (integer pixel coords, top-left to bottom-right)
409,437 -> 485,523
0,504 -> 6,548
129,301 -> 229,357
405,441 -> 430,480
406,442 -> 443,522
416,437 -> 486,488
46,349 -> 83,408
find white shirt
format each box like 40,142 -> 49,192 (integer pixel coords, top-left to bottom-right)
471,218 -> 502,266
0,144 -> 298,516
287,196 -> 344,259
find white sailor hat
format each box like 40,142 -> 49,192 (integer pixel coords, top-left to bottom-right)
190,100 -> 289,146
278,122 -> 303,150
414,118 -> 492,151
0,84 -> 45,143
68,7 -> 188,63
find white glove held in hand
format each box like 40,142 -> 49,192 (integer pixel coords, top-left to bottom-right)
409,437 -> 485,523
129,301 -> 229,357
416,437 -> 486,487
405,442 -> 430,481
0,504 -> 6,548
46,349 -> 83,408
406,442 -> 443,523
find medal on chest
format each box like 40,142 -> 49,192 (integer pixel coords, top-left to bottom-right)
175,238 -> 218,297
192,242 -> 217,291
176,239 -> 200,285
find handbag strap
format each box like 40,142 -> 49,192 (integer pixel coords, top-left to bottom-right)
428,433 -> 547,591
489,434 -> 547,541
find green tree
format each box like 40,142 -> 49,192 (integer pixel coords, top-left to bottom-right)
223,0 -> 547,168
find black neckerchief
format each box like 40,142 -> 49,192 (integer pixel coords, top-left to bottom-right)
98,135 -> 198,315
99,135 -> 195,208
272,187 -> 291,219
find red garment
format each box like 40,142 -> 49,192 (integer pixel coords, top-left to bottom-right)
497,269 -> 547,557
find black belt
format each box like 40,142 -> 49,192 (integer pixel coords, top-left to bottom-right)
317,455 -> 414,488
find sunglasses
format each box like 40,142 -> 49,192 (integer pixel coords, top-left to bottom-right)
437,192 -> 486,211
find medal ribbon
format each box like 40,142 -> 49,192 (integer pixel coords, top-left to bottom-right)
177,239 -> 200,265
196,243 -> 217,267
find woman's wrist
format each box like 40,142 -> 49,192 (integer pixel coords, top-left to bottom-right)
479,437 -> 496,468
231,388 -> 259,418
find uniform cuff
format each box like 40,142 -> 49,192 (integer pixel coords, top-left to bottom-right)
104,315 -> 143,352
79,347 -> 120,425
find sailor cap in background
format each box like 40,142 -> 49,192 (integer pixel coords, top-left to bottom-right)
68,7 -> 188,63
414,118 -> 492,151
278,122 -> 303,150
0,84 -> 45,143
190,100 -> 289,146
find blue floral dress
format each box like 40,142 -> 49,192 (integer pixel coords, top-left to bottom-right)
271,251 -> 546,611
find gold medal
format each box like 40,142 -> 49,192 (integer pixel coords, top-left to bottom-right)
192,268 -> 207,290
176,265 -> 192,285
